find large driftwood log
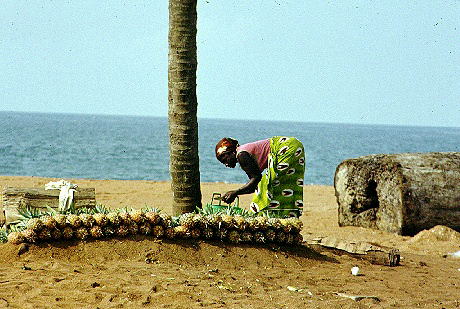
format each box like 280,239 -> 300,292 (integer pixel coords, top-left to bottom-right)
334,152 -> 460,235
2,187 -> 96,225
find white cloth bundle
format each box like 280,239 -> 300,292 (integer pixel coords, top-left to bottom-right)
45,179 -> 78,211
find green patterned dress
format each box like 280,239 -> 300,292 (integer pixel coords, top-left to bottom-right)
249,136 -> 305,217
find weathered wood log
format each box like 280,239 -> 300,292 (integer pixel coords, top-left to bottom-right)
2,187 -> 96,225
307,236 -> 400,266
334,152 -> 460,236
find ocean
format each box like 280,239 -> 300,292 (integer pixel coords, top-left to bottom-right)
1,111 -> 459,185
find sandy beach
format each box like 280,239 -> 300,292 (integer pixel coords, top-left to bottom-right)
1,176 -> 459,308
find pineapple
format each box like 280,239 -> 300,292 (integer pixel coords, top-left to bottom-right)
22,229 -> 38,243
216,227 -> 228,241
41,215 -> 57,230
26,218 -> 44,232
107,212 -> 121,226
53,214 -> 68,229
255,216 -> 268,231
90,226 -> 104,238
247,217 -> 258,231
268,218 -> 282,230
228,230 -> 241,243
189,228 -> 201,239
280,219 -> 292,233
128,222 -> 139,235
38,228 -> 52,241
152,225 -> 164,238
79,214 -> 95,228
192,214 -> 207,229
7,231 -> 25,244
130,209 -> 145,224
93,213 -> 108,227
179,213 -> 195,229
138,223 -> 152,235
116,225 -> 129,237
67,215 -> 82,229
289,218 -> 303,233
102,226 -> 116,238
241,231 -> 253,243
119,212 -> 133,225
206,214 -> 222,229
173,226 -> 189,238
276,231 -> 287,243
75,227 -> 89,240
62,226 -> 74,239
144,211 -> 160,225
293,233 -> 303,244
51,228 -> 62,240
202,227 -> 214,239
220,214 -> 234,229
254,231 -> 266,243
159,214 -> 172,228
164,227 -> 176,239
233,215 -> 247,231
265,229 -> 276,242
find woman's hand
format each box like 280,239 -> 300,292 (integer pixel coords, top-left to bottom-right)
222,190 -> 238,204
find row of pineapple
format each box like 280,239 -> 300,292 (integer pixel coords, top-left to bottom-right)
7,210 -> 303,245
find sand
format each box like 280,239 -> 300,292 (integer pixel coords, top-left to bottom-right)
0,176 -> 459,308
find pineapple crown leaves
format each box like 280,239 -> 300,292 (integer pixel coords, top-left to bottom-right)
223,206 -> 254,218
94,204 -> 110,214
118,206 -> 133,214
141,206 -> 161,213
258,209 -> 293,219
7,224 -> 26,233
195,205 -> 218,216
196,205 -> 254,218
17,205 -> 43,219
171,216 -> 180,227
75,207 -> 95,215
0,229 -> 7,243
12,205 -> 46,229
44,206 -> 58,216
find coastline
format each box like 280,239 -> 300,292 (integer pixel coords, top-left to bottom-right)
1,175 -> 460,307
0,175 -> 334,213
2,175 -> 459,256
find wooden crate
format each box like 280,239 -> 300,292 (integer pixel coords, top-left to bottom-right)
2,187 -> 96,225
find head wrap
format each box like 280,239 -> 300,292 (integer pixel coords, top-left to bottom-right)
215,137 -> 239,158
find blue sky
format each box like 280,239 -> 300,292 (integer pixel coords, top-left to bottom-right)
1,1 -> 459,127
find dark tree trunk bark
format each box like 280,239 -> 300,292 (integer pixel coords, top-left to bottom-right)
168,0 -> 202,215
334,152 -> 460,235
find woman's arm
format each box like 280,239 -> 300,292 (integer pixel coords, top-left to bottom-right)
222,151 -> 262,203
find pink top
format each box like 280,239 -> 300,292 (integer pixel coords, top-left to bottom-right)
237,139 -> 270,171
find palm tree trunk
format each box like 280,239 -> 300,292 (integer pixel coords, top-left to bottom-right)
168,0 -> 201,215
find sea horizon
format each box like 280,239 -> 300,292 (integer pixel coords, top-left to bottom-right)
2,110 -> 459,129
1,111 -> 459,185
